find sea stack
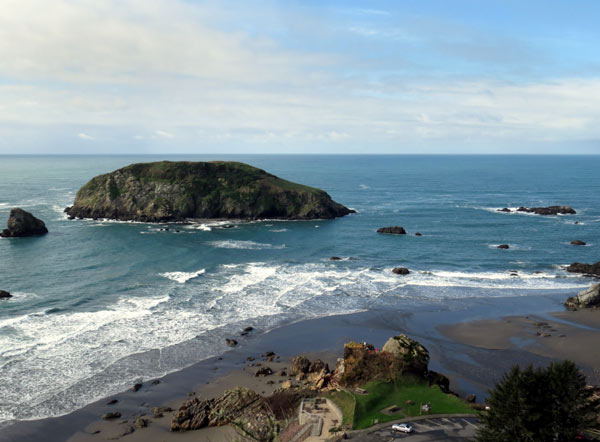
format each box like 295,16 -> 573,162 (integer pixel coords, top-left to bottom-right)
0,208 -> 48,238
65,161 -> 354,222
377,226 -> 407,234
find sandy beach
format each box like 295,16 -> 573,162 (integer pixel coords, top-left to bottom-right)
3,291 -> 599,442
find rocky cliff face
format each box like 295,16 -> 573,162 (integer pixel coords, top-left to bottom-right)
65,161 -> 354,222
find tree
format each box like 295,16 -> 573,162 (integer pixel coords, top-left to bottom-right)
477,360 -> 598,442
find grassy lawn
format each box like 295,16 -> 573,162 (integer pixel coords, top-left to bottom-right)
352,377 -> 473,429
324,389 -> 356,428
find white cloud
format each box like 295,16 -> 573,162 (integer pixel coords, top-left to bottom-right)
78,133 -> 95,140
154,130 -> 175,139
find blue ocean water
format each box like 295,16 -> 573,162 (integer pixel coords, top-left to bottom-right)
0,155 -> 598,424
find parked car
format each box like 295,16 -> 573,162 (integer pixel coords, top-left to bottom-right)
392,423 -> 413,433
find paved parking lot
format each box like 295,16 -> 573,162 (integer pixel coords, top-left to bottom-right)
348,417 -> 478,441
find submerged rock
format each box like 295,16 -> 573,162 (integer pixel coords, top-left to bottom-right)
0,208 -> 48,238
564,284 -> 600,310
497,244 -> 510,249
65,161 -> 354,222
392,267 -> 410,275
566,262 -> 600,277
571,240 -> 586,246
377,226 -> 407,235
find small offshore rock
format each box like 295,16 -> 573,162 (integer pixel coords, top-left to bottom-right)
377,226 -> 407,235
392,267 -> 410,275
516,205 -> 576,215
0,290 -> 12,299
330,256 -> 342,261
571,240 -> 586,246
225,338 -> 238,347
566,262 -> 600,277
132,383 -> 142,392
102,412 -> 122,420
497,208 -> 512,213
415,232 -> 423,236
0,208 -> 48,238
497,244 -> 510,249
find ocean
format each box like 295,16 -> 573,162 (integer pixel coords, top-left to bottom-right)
0,154 -> 598,426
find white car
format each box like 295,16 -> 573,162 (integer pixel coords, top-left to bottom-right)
392,423 -> 413,433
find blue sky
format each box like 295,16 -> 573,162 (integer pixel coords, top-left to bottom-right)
0,0 -> 599,154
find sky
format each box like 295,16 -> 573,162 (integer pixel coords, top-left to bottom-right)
1,0 -> 599,154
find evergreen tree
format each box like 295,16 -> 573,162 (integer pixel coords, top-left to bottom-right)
477,361 -> 597,442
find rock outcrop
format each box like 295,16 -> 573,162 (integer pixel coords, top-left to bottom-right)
567,262 -> 600,277
392,267 -> 410,275
171,387 -> 277,441
0,208 -> 48,237
377,226 -> 407,234
564,284 -> 600,310
290,356 -> 311,375
0,290 -> 12,299
497,206 -> 576,215
497,244 -> 510,249
571,240 -> 587,246
382,335 -> 430,373
65,161 -> 354,222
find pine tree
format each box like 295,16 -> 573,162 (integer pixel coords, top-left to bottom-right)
477,361 -> 597,442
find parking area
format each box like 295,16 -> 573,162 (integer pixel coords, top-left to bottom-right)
348,417 -> 478,441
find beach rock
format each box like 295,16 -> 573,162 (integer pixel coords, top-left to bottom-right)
65,161 -> 354,222
571,240 -> 586,246
132,383 -> 142,392
564,284 -> 600,310
171,387 -> 277,440
515,205 -> 576,216
566,262 -> 600,277
151,379 -> 160,385
0,290 -> 12,299
151,406 -> 172,418
226,338 -> 238,347
135,417 -> 150,428
107,399 -> 118,405
308,359 -> 329,374
497,244 -> 510,249
102,412 -> 122,420
0,208 -> 48,238
382,335 -> 430,373
255,366 -> 273,377
277,370 -> 287,376
392,267 -> 410,275
290,356 -> 311,375
377,226 -> 407,235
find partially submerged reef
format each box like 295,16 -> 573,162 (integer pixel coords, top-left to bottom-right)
497,205 -> 576,215
65,161 -> 354,222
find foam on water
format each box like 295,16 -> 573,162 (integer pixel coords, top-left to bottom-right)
208,240 -> 285,250
160,269 -> 206,283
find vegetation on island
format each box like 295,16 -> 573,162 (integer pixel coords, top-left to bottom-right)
477,360 -> 600,442
65,161 -> 354,222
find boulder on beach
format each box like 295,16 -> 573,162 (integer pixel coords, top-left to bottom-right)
564,284 -> 600,310
0,208 -> 48,238
0,290 -> 11,299
65,161 -> 354,222
566,262 -> 600,277
377,226 -> 407,234
290,356 -> 311,375
497,244 -> 510,249
571,240 -> 586,246
392,267 -> 410,275
171,387 -> 277,440
225,338 -> 238,347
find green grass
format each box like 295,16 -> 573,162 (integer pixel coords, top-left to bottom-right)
352,377 -> 473,430
324,390 -> 356,428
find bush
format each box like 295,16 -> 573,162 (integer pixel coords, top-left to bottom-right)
477,360 -> 598,442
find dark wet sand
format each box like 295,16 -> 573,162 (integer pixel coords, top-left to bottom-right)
3,291 -> 599,442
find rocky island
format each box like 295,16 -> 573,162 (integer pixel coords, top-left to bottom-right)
65,161 -> 354,222
0,208 -> 48,238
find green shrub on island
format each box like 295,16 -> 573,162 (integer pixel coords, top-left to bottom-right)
477,360 -> 599,442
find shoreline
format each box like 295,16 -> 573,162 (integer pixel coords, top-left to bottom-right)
3,291 -> 599,441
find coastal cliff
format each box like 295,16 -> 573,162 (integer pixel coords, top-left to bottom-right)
65,161 -> 354,222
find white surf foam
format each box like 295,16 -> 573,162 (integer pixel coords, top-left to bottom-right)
208,240 -> 285,250
269,228 -> 288,232
160,269 -> 206,283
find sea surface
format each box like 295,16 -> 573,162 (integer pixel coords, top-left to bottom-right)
0,155 -> 598,426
